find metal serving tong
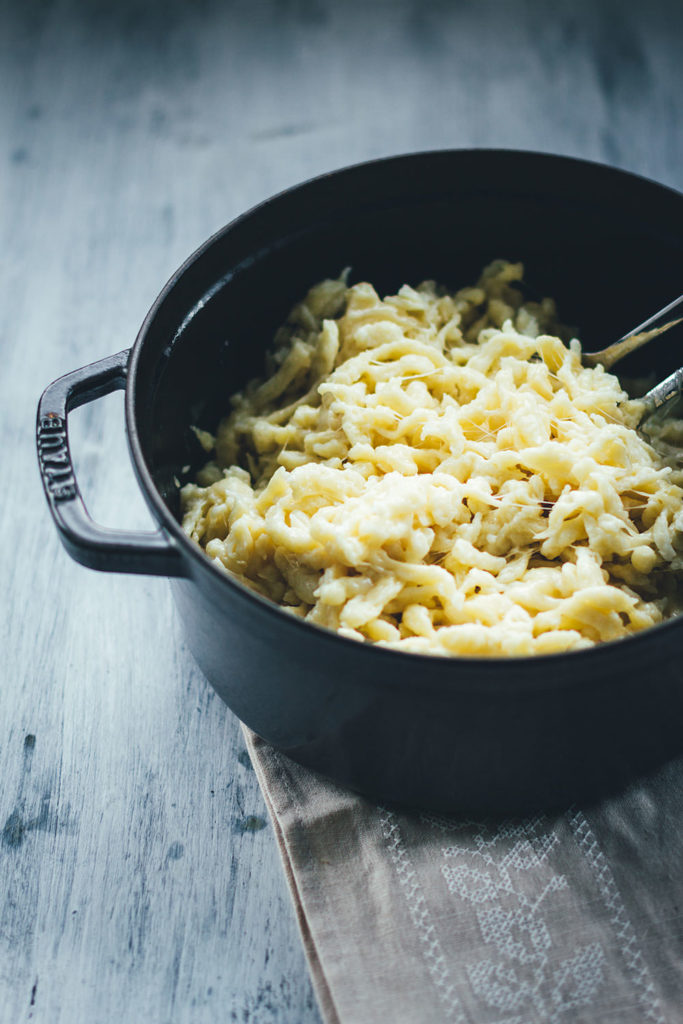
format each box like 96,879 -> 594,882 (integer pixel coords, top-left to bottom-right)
512,280 -> 683,427
578,293 -> 683,429
639,365 -> 683,424
582,293 -> 683,371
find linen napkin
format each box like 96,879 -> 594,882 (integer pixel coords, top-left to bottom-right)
244,728 -> 683,1024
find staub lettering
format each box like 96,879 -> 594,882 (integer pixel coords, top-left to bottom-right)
38,415 -> 77,501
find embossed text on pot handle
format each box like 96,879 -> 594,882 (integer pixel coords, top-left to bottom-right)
36,350 -> 186,576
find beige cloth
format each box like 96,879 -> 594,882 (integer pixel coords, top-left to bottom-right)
244,728 -> 683,1024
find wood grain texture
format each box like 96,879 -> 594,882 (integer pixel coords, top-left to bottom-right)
1,0 -> 682,1021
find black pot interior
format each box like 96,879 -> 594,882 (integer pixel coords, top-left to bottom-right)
129,151 -> 683,517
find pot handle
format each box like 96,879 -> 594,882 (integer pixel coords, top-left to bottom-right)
37,349 -> 187,577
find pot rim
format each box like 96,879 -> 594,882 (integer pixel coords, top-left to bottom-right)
124,146 -> 683,682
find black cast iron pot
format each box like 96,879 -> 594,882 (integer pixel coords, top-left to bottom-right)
37,150 -> 683,814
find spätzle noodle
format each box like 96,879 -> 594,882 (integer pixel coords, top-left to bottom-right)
181,261 -> 683,656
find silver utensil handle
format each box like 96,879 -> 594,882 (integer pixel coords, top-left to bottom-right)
618,293 -> 683,343
641,366 -> 683,418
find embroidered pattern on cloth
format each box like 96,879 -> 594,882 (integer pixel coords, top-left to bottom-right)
380,807 -> 466,1023
381,809 -> 665,1023
568,810 -> 666,1024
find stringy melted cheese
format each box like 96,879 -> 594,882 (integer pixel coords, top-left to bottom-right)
181,261 -> 683,656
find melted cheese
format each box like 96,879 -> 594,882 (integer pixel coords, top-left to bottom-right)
181,261 -> 683,656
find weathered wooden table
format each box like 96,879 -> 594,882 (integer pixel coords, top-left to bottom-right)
2,1 -> 682,1020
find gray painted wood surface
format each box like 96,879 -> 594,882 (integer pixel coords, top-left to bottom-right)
2,0 -> 682,1021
